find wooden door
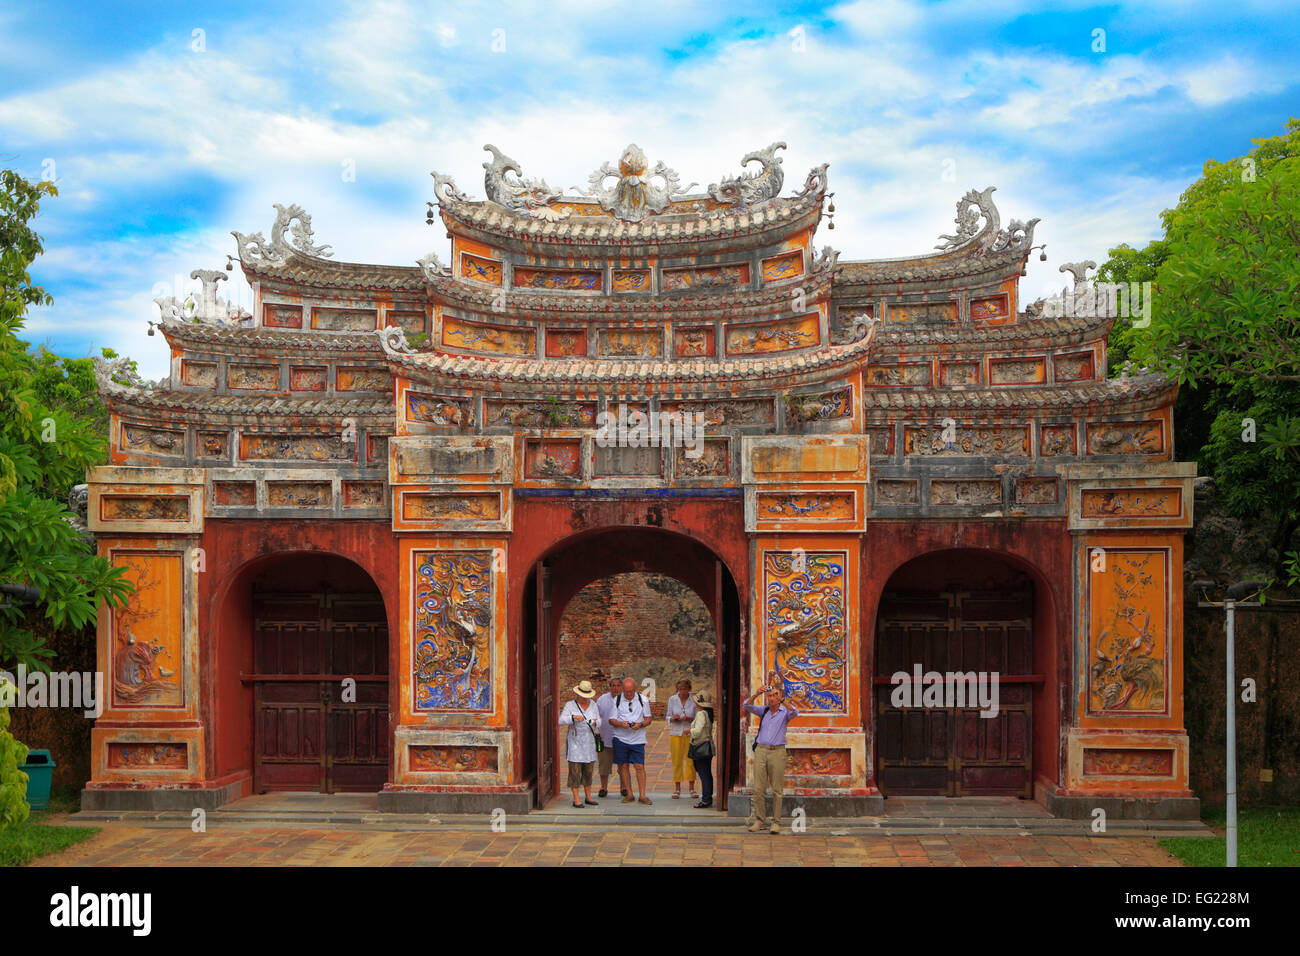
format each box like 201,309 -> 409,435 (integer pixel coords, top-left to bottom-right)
534,560 -> 555,808
253,591 -> 389,793
875,587 -> 1034,797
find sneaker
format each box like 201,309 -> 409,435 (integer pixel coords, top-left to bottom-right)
638,796 -> 653,806
747,821 -> 763,833
769,822 -> 780,835
598,789 -> 608,798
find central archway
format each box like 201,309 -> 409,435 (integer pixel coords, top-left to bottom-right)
521,526 -> 744,810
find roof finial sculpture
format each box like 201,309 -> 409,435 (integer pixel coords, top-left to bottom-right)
154,269 -> 252,325
576,144 -> 698,222
482,144 -> 569,221
232,203 -> 333,267
935,186 -> 1038,255
708,142 -> 786,208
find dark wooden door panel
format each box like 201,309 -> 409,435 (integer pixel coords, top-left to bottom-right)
253,591 -> 389,794
876,587 -> 1034,798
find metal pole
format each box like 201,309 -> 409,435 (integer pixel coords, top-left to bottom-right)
1225,599 -> 1237,868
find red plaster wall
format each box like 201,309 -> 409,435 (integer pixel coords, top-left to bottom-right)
860,520 -> 1071,789
200,520 -> 400,790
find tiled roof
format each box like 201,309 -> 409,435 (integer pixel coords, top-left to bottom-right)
159,320 -> 387,352
874,311 -> 1111,349
835,248 -> 1026,285
243,253 -> 424,292
859,374 -> 1175,411
101,382 -> 392,420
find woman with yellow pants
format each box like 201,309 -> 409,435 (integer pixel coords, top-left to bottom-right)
666,679 -> 699,798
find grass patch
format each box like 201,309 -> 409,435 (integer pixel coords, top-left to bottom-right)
1160,806 -> 1300,867
0,818 -> 98,867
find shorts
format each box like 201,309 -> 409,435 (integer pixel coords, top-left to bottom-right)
566,760 -> 594,789
597,746 -> 614,776
612,739 -> 645,766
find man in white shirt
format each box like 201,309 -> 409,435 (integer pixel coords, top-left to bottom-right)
608,677 -> 654,805
595,676 -> 623,798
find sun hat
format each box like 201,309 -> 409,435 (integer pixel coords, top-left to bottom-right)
573,680 -> 597,699
694,691 -> 713,706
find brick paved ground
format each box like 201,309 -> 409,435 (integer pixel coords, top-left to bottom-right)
32,823 -> 1181,867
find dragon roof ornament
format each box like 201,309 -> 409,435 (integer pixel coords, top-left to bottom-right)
707,142 -> 786,208
154,269 -> 252,326
232,203 -> 333,268
92,354 -> 168,395
576,144 -> 698,222
416,251 -> 451,281
935,186 -> 1038,256
482,144 -> 569,221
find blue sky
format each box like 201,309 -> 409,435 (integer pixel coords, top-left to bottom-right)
2,0 -> 1297,377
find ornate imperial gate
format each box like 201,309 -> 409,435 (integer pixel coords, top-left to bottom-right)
252,591 -> 389,793
875,586 -> 1035,797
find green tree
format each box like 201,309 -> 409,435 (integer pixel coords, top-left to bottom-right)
0,169 -> 133,671
1098,119 -> 1300,571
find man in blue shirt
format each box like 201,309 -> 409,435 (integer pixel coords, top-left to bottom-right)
744,679 -> 799,834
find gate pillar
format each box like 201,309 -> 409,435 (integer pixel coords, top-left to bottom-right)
1048,462 -> 1200,819
732,435 -> 883,816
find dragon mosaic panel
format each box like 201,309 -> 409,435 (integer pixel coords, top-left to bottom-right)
513,267 -> 601,291
107,743 -> 188,769
725,314 -> 819,355
442,317 -> 535,356
763,550 -> 847,714
110,551 -> 184,708
1087,548 -> 1169,716
413,551 -> 494,712
761,251 -> 803,282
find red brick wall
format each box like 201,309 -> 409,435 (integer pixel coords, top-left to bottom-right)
558,573 -> 716,717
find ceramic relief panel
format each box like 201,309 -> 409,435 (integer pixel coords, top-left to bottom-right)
970,294 -> 1010,321
100,495 -> 190,521
931,479 -> 1002,506
110,550 -> 184,707
597,327 -> 663,358
240,434 -> 355,462
410,745 -> 498,773
198,432 -> 229,459
674,439 -> 730,479
525,438 -> 582,478
756,492 -> 855,521
864,427 -> 895,457
181,361 -> 217,387
387,310 -> 426,334
263,303 -> 303,328
989,357 -> 1046,385
367,434 -> 389,464
903,425 -> 1029,457
1087,549 -> 1169,716
1080,488 -> 1182,518
662,262 -> 750,291
1041,424 -> 1077,457
785,387 -> 852,424
290,366 -> 327,391
545,328 -> 588,358
442,316 -> 535,356
1015,478 -> 1059,505
761,251 -> 803,282
611,269 -> 651,293
460,253 -> 503,285
673,326 -> 715,358
311,308 -> 377,332
660,398 -> 773,427
513,267 -> 601,291
485,399 -> 597,428
867,363 -> 931,386
1082,749 -> 1174,776
724,314 -> 819,355
874,479 -> 918,505
266,482 -> 331,507
939,361 -> 980,386
413,551 -> 493,712
1054,352 -> 1095,382
1087,421 -> 1166,456
785,748 -> 852,777
107,743 -> 188,769
213,481 -> 256,506
342,481 -> 385,509
403,493 -> 501,521
228,363 -> 280,390
763,551 -> 847,714
337,367 -> 390,392
121,424 -> 184,455
887,301 -> 957,325
406,393 -> 472,427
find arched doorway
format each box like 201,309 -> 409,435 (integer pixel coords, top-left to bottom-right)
522,527 -> 743,810
233,553 -> 390,793
874,549 -> 1044,798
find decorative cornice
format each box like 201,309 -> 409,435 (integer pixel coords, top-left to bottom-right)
859,374 -> 1175,414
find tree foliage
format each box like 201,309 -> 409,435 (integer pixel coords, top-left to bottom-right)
1099,119 -> 1300,571
0,170 -> 133,671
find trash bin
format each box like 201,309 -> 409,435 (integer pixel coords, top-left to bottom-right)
20,750 -> 55,811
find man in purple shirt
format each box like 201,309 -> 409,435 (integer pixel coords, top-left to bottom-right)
744,678 -> 798,834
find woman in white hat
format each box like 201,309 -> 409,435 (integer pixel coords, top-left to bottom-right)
688,690 -> 716,808
558,679 -> 603,808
